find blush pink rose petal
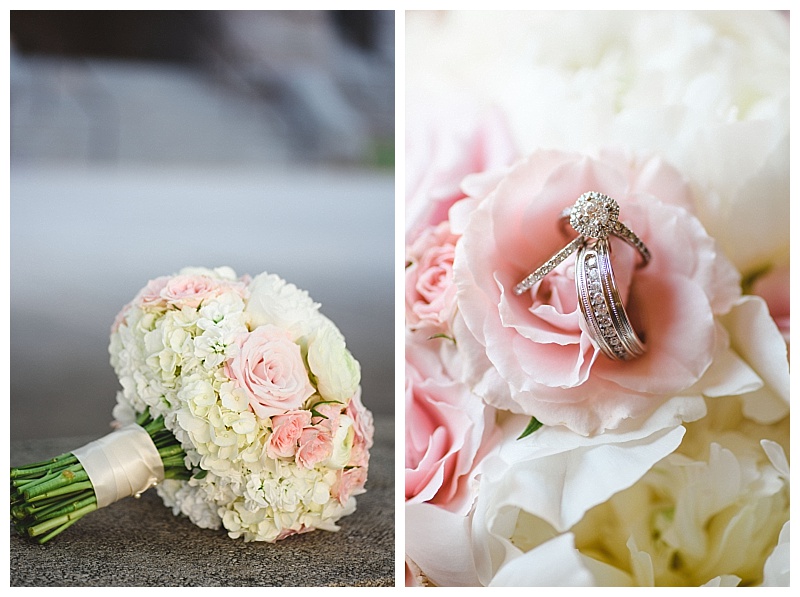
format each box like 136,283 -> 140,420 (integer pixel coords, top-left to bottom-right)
405,340 -> 494,513
226,325 -> 315,419
453,150 -> 746,435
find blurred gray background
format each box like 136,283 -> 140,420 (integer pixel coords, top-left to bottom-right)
10,10 -> 395,441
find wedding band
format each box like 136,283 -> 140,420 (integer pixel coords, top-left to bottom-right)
514,192 -> 650,295
575,237 -> 646,361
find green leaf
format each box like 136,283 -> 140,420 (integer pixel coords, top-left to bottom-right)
192,469 -> 208,480
428,333 -> 456,344
517,416 -> 544,440
310,400 -> 344,419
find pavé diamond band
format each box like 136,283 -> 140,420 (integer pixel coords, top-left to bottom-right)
513,192 -> 650,295
575,237 -> 646,360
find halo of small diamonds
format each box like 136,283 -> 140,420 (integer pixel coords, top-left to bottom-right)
569,192 -> 620,239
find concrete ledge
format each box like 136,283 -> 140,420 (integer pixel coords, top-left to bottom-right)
10,416 -> 395,587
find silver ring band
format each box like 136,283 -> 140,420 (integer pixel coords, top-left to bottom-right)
513,235 -> 585,295
575,237 -> 646,361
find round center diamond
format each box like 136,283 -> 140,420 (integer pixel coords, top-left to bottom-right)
569,192 -> 620,238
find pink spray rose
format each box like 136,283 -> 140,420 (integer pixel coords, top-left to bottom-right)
453,149 -> 742,435
331,390 -> 374,504
406,221 -> 460,333
345,389 -> 375,469
226,325 -> 315,419
266,410 -> 312,459
296,427 -> 333,469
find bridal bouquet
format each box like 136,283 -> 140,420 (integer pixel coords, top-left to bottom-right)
12,266 -> 373,544
405,11 -> 789,587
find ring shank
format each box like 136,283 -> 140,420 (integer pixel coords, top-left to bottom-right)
575,238 -> 645,360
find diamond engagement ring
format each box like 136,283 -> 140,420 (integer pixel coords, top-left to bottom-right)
575,237 -> 646,360
513,192 -> 650,295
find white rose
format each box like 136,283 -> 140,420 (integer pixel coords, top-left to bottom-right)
326,415 -> 355,469
306,321 -> 360,403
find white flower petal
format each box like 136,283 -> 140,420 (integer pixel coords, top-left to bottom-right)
702,575 -> 741,587
405,502 -> 481,587
761,521 -> 790,587
489,533 -> 595,587
720,296 -> 789,423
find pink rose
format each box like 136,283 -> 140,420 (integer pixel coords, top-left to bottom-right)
160,274 -> 223,308
406,99 -> 518,244
453,150 -> 742,435
225,325 -> 315,419
345,389 -> 374,469
331,390 -> 373,504
333,466 -> 368,505
135,275 -> 170,310
296,427 -> 333,469
405,340 -> 494,513
266,410 -> 312,459
110,301 -> 133,333
406,221 -> 459,333
751,264 -> 790,343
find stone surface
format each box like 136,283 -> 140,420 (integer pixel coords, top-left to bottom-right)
10,416 -> 395,587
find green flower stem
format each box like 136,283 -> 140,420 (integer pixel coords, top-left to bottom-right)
10,407 -> 194,544
10,455 -> 79,479
33,516 -> 82,545
27,502 -> 98,538
20,466 -> 87,499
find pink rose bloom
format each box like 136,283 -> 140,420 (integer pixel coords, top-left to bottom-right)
406,100 -> 518,244
334,466 -> 368,505
454,149 -> 742,435
296,427 -> 333,469
110,301 -> 133,333
225,325 -> 315,419
406,221 -> 459,333
345,389 -> 374,469
266,410 -> 312,459
751,264 -> 790,343
405,340 -> 494,513
136,275 -> 170,310
160,274 -> 223,308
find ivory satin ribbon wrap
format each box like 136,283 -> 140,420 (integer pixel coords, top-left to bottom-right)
72,424 -> 165,508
